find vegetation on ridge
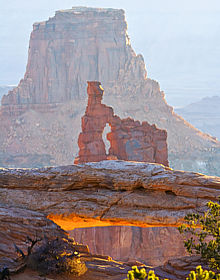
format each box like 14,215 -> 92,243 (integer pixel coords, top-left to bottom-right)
178,200 -> 220,270
125,199 -> 220,280
124,265 -> 220,280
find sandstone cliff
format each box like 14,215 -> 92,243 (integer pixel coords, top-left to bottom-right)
1,161 -> 220,269
0,7 -> 219,176
70,226 -> 186,267
0,86 -> 14,101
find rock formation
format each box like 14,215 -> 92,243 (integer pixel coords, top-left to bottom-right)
0,161 -> 219,278
0,206 -> 66,269
0,206 -> 134,279
75,81 -> 168,166
0,7 -> 219,176
2,160 -> 219,230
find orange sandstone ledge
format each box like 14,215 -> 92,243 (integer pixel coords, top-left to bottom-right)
47,214 -> 187,231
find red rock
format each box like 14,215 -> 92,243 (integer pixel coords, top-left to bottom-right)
70,226 -> 186,266
75,81 -> 169,166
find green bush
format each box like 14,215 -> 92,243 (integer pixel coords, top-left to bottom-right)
178,200 -> 220,270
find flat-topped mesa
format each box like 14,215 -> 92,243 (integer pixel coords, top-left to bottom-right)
1,7 -> 133,108
75,81 -> 169,166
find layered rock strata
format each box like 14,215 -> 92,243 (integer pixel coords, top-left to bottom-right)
75,81 -> 168,166
0,207 -> 134,279
0,7 -> 219,175
1,161 -> 219,277
1,161 -> 220,229
0,206 -> 67,270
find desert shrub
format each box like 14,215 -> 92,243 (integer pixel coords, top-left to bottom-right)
124,265 -> 220,280
124,266 -> 168,280
125,200 -> 220,280
27,237 -> 87,277
178,200 -> 220,270
186,266 -> 220,280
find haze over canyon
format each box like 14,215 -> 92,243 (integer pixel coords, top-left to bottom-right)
0,4 -> 220,280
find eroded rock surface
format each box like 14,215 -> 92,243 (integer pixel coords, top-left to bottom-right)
0,7 -> 219,175
75,81 -> 168,166
0,206 -> 66,270
1,161 -> 220,229
1,161 -> 219,277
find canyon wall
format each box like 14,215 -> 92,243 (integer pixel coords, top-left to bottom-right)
0,7 -> 219,176
70,226 -> 186,267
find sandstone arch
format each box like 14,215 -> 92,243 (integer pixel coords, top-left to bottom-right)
1,161 -> 219,231
74,81 -> 169,167
1,160 -> 220,269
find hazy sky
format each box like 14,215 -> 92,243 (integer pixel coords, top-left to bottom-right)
1,0 -> 220,106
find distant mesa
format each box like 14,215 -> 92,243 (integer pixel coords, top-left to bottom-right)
75,81 -> 169,166
176,96 -> 220,141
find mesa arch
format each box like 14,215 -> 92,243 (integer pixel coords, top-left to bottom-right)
0,161 -> 220,232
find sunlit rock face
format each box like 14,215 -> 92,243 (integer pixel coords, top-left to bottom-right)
0,7 -> 220,175
75,81 -> 168,166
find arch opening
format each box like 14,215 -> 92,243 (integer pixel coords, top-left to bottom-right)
102,123 -> 111,155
